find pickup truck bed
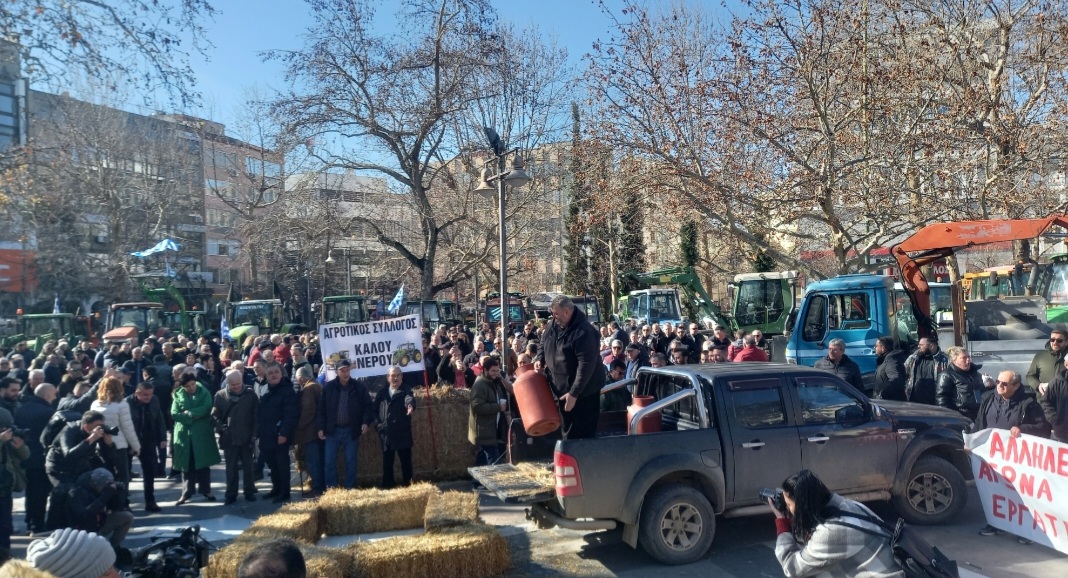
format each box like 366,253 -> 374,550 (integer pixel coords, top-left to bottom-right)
472,461 -> 555,504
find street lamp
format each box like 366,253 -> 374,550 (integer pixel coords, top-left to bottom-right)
324,249 -> 352,295
474,126 -> 531,369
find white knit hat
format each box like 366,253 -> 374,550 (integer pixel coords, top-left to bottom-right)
27,528 -> 116,578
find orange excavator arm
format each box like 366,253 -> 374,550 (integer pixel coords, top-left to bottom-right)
891,215 -> 1068,339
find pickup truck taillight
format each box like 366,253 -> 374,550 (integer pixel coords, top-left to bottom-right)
554,450 -> 584,497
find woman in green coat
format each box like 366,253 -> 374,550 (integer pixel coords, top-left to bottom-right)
172,372 -> 220,504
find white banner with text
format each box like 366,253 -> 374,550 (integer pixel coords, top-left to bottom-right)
318,315 -> 424,381
964,428 -> 1068,553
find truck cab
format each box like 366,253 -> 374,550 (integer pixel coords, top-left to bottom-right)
104,303 -> 166,342
399,300 -> 444,329
321,295 -> 367,325
617,289 -> 685,327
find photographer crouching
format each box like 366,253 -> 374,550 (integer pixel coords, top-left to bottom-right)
766,470 -> 904,578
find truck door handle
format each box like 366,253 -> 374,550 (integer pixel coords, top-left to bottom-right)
741,441 -> 766,449
807,436 -> 830,443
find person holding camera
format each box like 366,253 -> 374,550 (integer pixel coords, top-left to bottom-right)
172,372 -> 220,505
766,470 -> 903,578
0,407 -> 29,560
89,377 -> 141,499
213,369 -> 259,505
65,467 -> 134,551
45,411 -> 113,487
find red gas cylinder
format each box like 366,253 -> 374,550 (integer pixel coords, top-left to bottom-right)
512,363 -> 560,436
627,395 -> 662,434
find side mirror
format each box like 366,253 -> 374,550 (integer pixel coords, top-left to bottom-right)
835,404 -> 866,422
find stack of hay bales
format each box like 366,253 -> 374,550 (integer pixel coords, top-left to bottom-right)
207,484 -> 509,578
341,386 -> 476,487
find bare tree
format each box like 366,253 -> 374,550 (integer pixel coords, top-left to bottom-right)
270,0 -> 571,298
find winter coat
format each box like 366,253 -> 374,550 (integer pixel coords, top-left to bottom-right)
775,494 -> 904,578
294,382 -> 322,445
1040,368 -> 1068,441
125,394 -> 167,447
873,349 -> 908,401
468,375 -> 508,447
67,470 -> 123,534
258,378 -> 299,446
171,383 -> 221,472
89,400 -> 141,453
45,424 -> 108,484
936,362 -> 986,420
14,395 -> 55,470
1026,345 -> 1065,394
973,387 -> 1049,437
375,386 -> 415,451
211,386 -> 259,448
540,307 -> 606,399
904,348 -> 949,405
437,355 -> 475,388
316,377 -> 373,440
813,354 -> 865,392
733,345 -> 770,363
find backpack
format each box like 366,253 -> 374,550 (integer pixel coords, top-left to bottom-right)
827,508 -> 960,578
41,410 -> 82,450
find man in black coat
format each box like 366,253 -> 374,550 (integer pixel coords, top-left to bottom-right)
317,359 -> 374,490
15,384 -> 56,533
374,366 -> 415,488
126,382 -> 168,511
212,370 -> 259,504
64,468 -> 134,549
872,337 -> 907,401
257,363 -> 299,502
45,411 -> 112,486
540,295 -> 606,440
813,338 -> 866,394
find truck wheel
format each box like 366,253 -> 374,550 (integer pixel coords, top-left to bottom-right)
892,456 -> 967,525
638,484 -> 715,565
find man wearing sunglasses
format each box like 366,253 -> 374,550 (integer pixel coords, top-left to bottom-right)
1026,329 -> 1068,398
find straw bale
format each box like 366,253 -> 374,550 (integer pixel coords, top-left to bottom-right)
348,522 -> 510,578
424,490 -> 480,533
243,510 -> 320,544
319,482 -> 437,535
340,386 -> 476,487
206,537 -> 348,578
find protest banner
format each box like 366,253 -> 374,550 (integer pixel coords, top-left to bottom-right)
318,314 -> 424,381
964,428 -> 1068,553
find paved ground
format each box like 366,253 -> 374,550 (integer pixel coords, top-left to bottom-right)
9,463 -> 1068,577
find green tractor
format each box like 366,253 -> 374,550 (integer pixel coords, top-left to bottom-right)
1,313 -> 87,351
391,342 -> 422,367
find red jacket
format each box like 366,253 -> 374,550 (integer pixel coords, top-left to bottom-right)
733,345 -> 769,362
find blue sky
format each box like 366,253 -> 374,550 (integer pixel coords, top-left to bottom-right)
189,0 -> 626,124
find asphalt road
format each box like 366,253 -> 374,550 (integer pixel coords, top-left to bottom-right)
8,463 -> 1068,577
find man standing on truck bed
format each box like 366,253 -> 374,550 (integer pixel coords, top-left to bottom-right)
541,295 -> 605,439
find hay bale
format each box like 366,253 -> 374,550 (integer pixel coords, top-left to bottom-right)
424,490 -> 480,533
349,522 -> 509,578
336,387 -> 475,488
206,538 -> 348,578
319,483 -> 437,535
243,510 -> 320,544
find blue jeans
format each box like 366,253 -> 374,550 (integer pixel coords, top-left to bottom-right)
303,439 -> 325,493
475,444 -> 500,467
324,427 -> 358,488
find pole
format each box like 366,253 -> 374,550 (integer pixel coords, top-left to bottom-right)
498,154 -> 510,373
345,249 -> 352,295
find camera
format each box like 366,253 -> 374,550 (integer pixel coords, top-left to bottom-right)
760,487 -> 787,514
121,525 -> 212,578
101,425 -> 121,436
6,427 -> 31,439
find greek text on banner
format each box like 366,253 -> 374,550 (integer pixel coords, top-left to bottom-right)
964,428 -> 1068,554
318,314 -> 424,380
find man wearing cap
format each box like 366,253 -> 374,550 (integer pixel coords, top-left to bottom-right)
623,343 -> 648,380
28,528 -> 121,578
64,468 -> 134,550
118,361 -> 138,397
317,359 -> 373,490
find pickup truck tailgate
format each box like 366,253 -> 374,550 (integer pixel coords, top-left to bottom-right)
469,461 -> 555,504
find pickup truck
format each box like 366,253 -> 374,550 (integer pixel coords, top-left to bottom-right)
471,363 -> 972,565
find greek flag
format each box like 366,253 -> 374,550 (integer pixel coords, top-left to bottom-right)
387,284 -> 405,315
130,238 -> 181,257
53,294 -> 60,314
220,317 -> 231,340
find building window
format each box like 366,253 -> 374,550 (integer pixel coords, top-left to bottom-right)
246,157 -> 281,179
0,81 -> 17,149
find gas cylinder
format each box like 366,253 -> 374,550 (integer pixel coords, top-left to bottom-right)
627,395 -> 662,434
512,363 -> 560,436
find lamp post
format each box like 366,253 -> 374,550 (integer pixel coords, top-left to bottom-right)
325,248 -> 353,295
474,126 -> 532,371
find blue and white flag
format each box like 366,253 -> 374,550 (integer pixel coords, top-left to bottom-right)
387,284 -> 405,315
53,294 -> 60,314
130,239 -> 181,258
220,317 -> 231,340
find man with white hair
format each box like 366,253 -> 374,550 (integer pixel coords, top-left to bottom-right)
213,369 -> 259,504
